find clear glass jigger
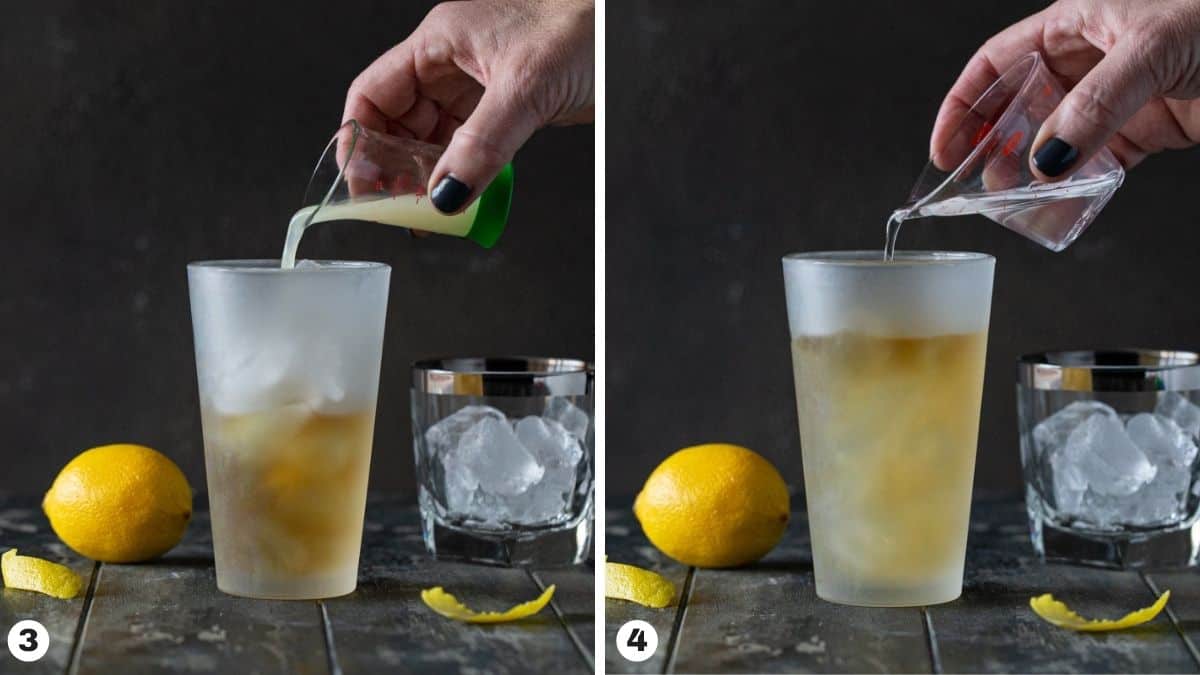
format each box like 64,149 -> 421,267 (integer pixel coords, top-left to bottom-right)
287,120 -> 513,259
904,52 -> 1124,252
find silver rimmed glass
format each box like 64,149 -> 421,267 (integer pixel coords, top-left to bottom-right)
412,357 -> 594,566
1019,349 -> 1200,568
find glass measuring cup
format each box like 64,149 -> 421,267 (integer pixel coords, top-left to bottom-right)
904,52 -> 1124,252
293,120 -> 513,250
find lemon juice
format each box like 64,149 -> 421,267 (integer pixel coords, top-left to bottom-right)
280,195 -> 483,269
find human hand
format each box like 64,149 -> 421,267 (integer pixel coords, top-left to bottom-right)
343,0 -> 594,214
931,0 -> 1200,179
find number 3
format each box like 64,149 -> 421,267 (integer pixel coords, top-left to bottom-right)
8,619 -> 49,662
18,628 -> 38,652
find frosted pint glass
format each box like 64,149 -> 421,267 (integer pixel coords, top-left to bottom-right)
188,260 -> 390,599
782,251 -> 994,606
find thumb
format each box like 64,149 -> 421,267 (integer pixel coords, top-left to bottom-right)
429,79 -> 540,214
1031,39 -> 1158,180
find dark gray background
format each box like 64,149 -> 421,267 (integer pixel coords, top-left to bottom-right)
607,0 -> 1200,498
0,3 -> 593,495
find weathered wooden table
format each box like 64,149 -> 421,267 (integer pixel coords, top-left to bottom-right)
0,493 -> 593,674
606,496 -> 1199,674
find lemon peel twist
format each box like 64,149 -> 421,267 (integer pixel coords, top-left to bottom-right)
1,549 -> 83,599
1029,590 -> 1170,631
605,561 -> 676,608
420,584 -> 555,623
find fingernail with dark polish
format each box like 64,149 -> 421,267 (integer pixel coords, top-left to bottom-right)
1033,137 -> 1078,177
431,175 -> 471,213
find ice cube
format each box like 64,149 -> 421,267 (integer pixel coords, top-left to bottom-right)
212,345 -> 295,414
1126,413 -> 1198,468
1087,412 -> 1200,528
306,341 -> 348,409
443,459 -> 478,514
1050,447 -> 1088,516
1133,467 -> 1191,525
1155,392 -> 1200,440
543,398 -> 590,441
295,259 -> 321,270
505,416 -> 585,524
1063,413 -> 1156,497
1034,400 -> 1118,460
210,338 -> 350,414
515,416 -> 584,468
1084,468 -> 1192,528
456,416 -> 544,497
426,405 -> 507,462
509,466 -> 580,524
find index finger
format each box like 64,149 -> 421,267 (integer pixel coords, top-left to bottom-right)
343,40 -> 421,133
339,42 -> 423,198
930,12 -> 1048,170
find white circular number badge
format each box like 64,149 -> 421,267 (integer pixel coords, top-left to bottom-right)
615,619 -> 658,663
8,619 -> 49,662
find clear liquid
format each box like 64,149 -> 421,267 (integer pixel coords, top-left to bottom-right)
279,195 -> 480,269
884,173 -> 1121,260
884,211 -> 906,261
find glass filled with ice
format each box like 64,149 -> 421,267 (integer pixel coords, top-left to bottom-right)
1018,349 -> 1200,568
782,251 -> 995,606
412,357 -> 594,566
188,260 -> 390,598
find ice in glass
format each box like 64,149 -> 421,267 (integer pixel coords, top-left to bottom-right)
188,260 -> 390,599
783,251 -> 994,606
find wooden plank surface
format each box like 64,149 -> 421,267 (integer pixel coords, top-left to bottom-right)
669,510 -> 933,674
73,502 -> 329,675
0,495 -> 97,675
606,497 -> 1200,675
534,566 -> 596,670
604,508 -> 690,674
1143,569 -> 1200,666
321,495 -> 592,675
2,493 -> 594,675
926,500 -> 1195,674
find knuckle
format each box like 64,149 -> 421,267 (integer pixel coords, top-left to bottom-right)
347,74 -> 369,99
423,1 -> 464,25
502,51 -> 562,117
1065,83 -> 1123,132
504,55 -> 546,100
451,127 -> 511,169
1136,14 -> 1192,81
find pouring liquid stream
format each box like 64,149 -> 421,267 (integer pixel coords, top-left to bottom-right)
279,194 -> 483,269
883,173 -> 1121,260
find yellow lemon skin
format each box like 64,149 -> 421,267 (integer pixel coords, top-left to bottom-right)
2,549 -> 83,599
634,443 -> 789,568
421,585 -> 555,623
605,561 -> 676,608
43,444 -> 192,563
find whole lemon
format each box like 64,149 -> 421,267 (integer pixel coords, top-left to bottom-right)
43,444 -> 192,563
634,443 -> 789,568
